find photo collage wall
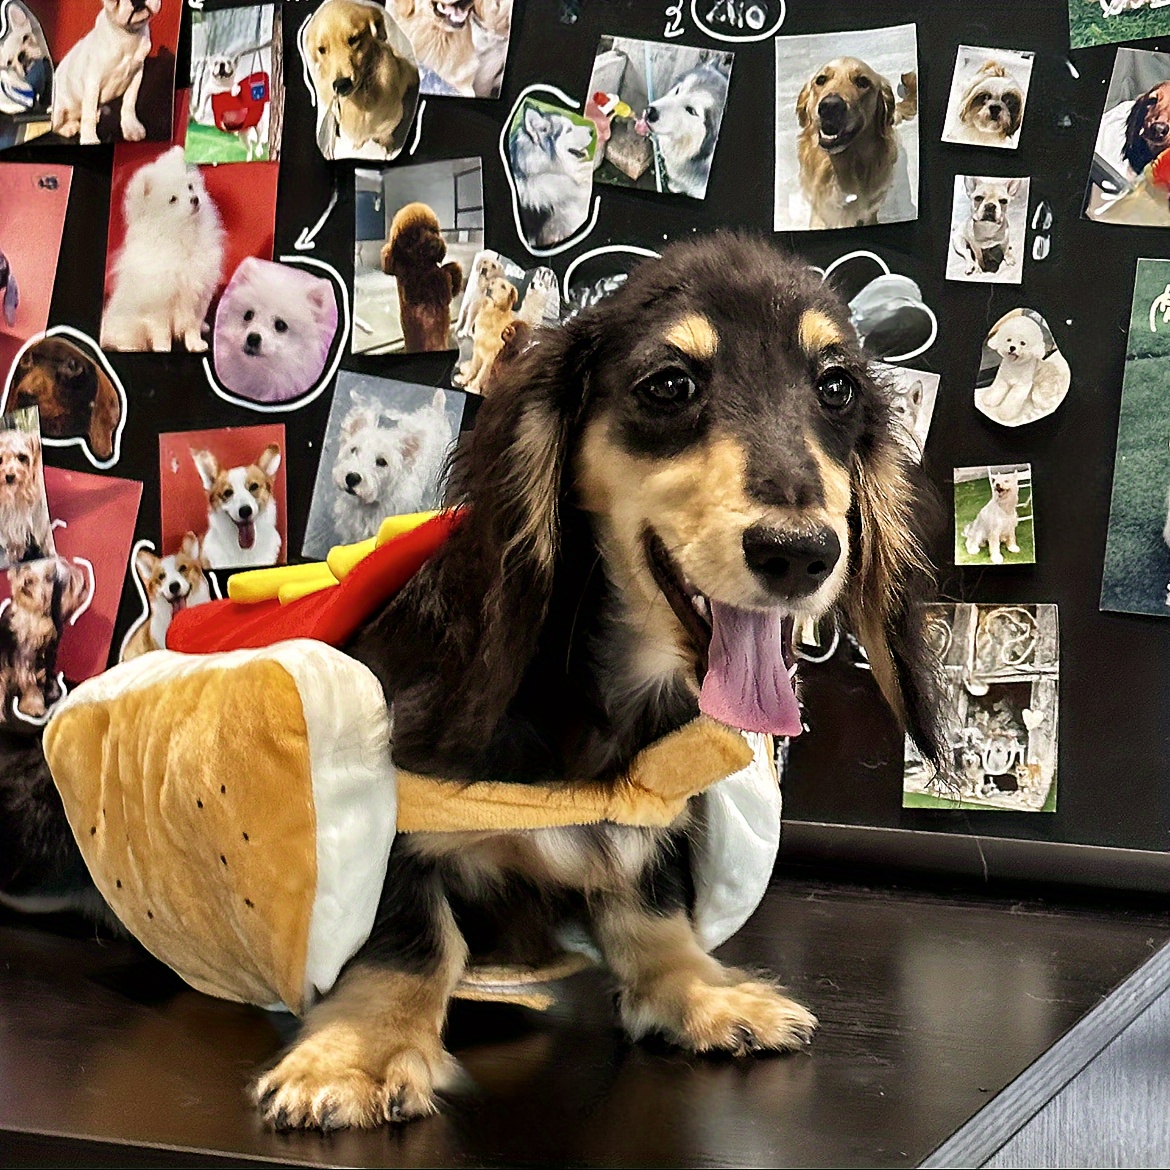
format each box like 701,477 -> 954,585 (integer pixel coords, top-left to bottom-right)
0,0 -> 1165,838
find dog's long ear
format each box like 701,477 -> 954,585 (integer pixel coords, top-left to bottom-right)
1124,93 -> 1156,172
795,79 -> 813,128
843,424 -> 946,767
877,78 -> 896,137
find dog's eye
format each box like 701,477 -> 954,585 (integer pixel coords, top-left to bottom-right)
815,368 -> 857,413
685,105 -> 697,117
635,369 -> 698,409
221,487 -> 234,500
815,74 -> 827,86
274,319 -> 288,333
856,75 -> 871,90
243,310 -> 254,323
375,456 -> 388,467
348,34 -> 360,46
168,195 -> 178,204
178,564 -> 188,576
16,453 -> 27,465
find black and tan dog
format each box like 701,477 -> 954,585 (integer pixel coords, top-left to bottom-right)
0,236 -> 943,1129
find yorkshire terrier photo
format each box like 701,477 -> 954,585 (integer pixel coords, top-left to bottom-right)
0,426 -> 53,568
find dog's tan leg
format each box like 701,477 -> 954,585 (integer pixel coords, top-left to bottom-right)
593,899 -> 816,1055
253,900 -> 467,1130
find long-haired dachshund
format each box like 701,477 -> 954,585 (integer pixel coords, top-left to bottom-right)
0,235 -> 943,1129
1123,80 -> 1170,173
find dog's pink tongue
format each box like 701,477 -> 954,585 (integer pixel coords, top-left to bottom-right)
699,601 -> 802,736
237,520 -> 256,550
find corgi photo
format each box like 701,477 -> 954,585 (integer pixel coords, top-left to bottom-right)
121,534 -> 210,661
50,0 -> 161,146
101,146 -> 225,354
212,258 -> 338,405
192,443 -> 283,569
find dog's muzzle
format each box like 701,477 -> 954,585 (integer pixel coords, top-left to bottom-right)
742,525 -> 840,602
244,333 -> 262,357
816,95 -> 860,152
333,77 -> 355,97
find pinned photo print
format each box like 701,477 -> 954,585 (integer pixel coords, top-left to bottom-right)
586,36 -> 733,200
353,158 -> 482,356
159,425 -> 286,571
1070,0 -> 1170,50
774,23 -> 919,230
453,249 -> 559,394
299,0 -> 419,162
1086,47 -> 1170,228
0,405 -> 54,568
955,463 -> 1035,567
0,1 -> 52,147
101,128 -> 278,353
4,327 -> 125,465
186,1 -> 283,164
504,93 -> 596,253
120,532 -> 211,661
561,244 -> 659,317
302,373 -> 465,558
975,308 -> 1070,427
904,603 -> 1059,813
946,175 -> 1029,285
1102,257 -> 1170,617
874,362 -> 938,461
388,0 -> 513,98
941,46 -> 1033,150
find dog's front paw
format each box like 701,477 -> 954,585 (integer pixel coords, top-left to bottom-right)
622,978 -> 817,1055
121,118 -> 146,143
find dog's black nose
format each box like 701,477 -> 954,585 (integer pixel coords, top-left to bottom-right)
4,474 -> 13,485
345,472 -> 362,491
987,103 -> 1001,118
333,77 -> 355,96
1151,121 -> 1170,143
245,332 -> 262,354
817,94 -> 848,131
238,503 -> 253,520
742,525 -> 841,600
646,105 -> 658,124
168,581 -> 181,596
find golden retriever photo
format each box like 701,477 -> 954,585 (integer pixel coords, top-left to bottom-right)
389,0 -> 513,98
774,24 -> 919,230
300,0 -> 420,160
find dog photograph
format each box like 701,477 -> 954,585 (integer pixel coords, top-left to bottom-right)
159,424 -> 287,571
186,1 -> 282,164
41,464 -> 140,681
1070,0 -> 1170,49
975,308 -> 1070,427
941,46 -> 1033,150
1102,257 -> 1170,617
505,94 -> 596,252
0,406 -> 53,569
3,329 -> 124,464
299,0 -> 420,162
904,602 -> 1058,812
954,463 -> 1035,567
0,1 -> 52,148
586,36 -> 733,201
388,0 -> 512,98
302,373 -> 465,557
352,158 -> 482,356
873,362 -> 938,461
946,175 -> 1030,285
120,532 -> 210,661
0,161 -> 70,384
1085,47 -> 1170,227
101,133 -> 279,353
774,23 -> 919,231
212,257 -> 339,407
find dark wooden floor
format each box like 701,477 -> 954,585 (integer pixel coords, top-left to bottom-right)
2,873 -> 1169,1168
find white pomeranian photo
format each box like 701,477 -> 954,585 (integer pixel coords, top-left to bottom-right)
101,145 -> 224,353
212,257 -> 338,405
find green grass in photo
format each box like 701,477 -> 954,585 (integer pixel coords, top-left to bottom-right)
954,477 -> 1036,566
904,785 -> 1057,813
184,119 -> 268,165
1069,1 -> 1170,48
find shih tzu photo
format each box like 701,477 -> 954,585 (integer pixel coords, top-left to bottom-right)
943,50 -> 1032,149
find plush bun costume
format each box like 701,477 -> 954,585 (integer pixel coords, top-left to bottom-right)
43,514 -> 783,1015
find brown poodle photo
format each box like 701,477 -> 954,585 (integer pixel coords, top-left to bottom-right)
380,202 -> 463,352
7,335 -> 123,462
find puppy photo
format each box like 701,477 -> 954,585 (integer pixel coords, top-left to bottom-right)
947,175 -> 1029,285
352,159 -> 482,356
159,425 -> 287,573
505,95 -> 596,251
942,48 -> 1033,150
0,0 -> 52,146
213,257 -> 338,406
50,0 -> 163,146
389,0 -> 513,98
186,3 -> 282,164
956,464 -> 1034,566
0,410 -> 52,569
976,309 -> 1071,427
121,534 -> 210,661
6,332 -> 123,462
587,37 -> 733,201
0,555 -> 87,722
455,249 -> 504,340
454,276 -> 516,393
775,24 -> 919,230
101,145 -> 225,353
300,0 -> 420,161
1087,48 -> 1170,226
303,373 -> 464,557
872,362 -> 939,462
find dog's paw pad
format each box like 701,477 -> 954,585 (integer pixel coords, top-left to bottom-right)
253,1054 -> 387,1131
676,981 -> 817,1055
122,121 -> 146,143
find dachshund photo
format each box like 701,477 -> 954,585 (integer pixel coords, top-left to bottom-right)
1123,78 -> 1170,172
0,236 -> 944,1130
8,335 -> 122,461
380,201 -> 463,352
